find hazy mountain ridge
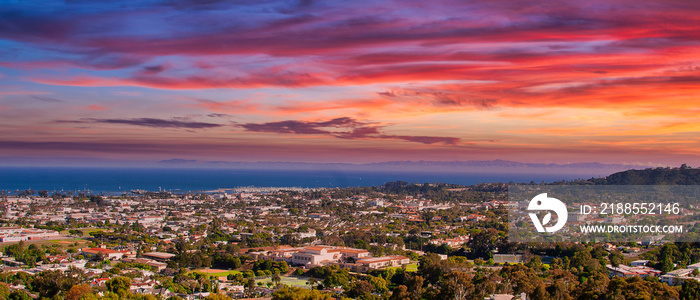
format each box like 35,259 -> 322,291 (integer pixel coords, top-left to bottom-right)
157,158 -> 641,172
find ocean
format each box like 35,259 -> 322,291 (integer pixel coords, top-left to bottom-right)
0,167 -> 600,193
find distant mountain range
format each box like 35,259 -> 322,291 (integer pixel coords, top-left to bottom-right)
157,159 -> 644,173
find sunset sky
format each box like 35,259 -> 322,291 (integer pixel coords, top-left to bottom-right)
1,0 -> 699,166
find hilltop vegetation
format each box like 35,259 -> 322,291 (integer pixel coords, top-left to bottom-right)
589,164 -> 700,185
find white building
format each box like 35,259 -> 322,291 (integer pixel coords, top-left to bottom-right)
292,246 -> 339,266
355,255 -> 410,270
661,269 -> 698,286
281,245 -> 370,267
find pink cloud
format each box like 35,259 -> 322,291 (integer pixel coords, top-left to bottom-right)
84,104 -> 108,111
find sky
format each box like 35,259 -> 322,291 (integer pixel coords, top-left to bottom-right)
0,0 -> 699,166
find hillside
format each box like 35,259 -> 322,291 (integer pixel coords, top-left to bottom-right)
592,165 -> 700,185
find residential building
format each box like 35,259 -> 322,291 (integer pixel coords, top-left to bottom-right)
606,264 -> 661,278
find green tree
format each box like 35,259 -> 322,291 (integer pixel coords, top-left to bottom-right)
31,270 -> 64,298
272,286 -> 332,300
106,276 -> 132,296
205,293 -> 233,300
609,250 -> 624,268
232,257 -> 241,269
323,270 -> 349,288
369,275 -> 389,293
0,283 -> 9,299
680,279 -> 700,300
245,278 -> 255,294
272,273 -> 282,286
348,280 -> 373,298
279,261 -> 289,273
8,290 -> 32,300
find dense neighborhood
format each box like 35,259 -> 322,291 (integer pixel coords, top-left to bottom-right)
1,169 -> 700,300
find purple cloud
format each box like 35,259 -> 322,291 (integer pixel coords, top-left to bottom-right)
31,96 -> 63,103
60,118 -> 223,129
240,117 -> 461,145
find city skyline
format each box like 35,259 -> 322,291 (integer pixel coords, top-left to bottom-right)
1,0 -> 699,166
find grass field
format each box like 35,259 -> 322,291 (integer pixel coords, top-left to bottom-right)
60,228 -> 110,237
257,276 -> 310,288
405,263 -> 418,272
0,237 -> 88,250
191,269 -> 242,277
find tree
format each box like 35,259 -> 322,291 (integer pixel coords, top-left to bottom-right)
433,271 -> 474,300
245,278 -> 256,294
530,282 -> 549,300
66,284 -> 94,300
31,270 -> 64,298
232,257 -> 242,269
547,280 -> 572,300
279,261 -> 289,273
405,274 -> 424,300
680,279 -> 700,300
272,286 -> 332,300
418,253 -> 450,284
576,272 -> 609,299
348,280 -> 373,298
389,285 -> 411,300
8,290 -> 32,300
323,271 -> 349,288
106,276 -> 132,296
609,251 -> 624,268
0,283 -> 9,299
205,293 -> 233,300
661,255 -> 675,273
369,275 -> 389,293
272,273 -> 282,286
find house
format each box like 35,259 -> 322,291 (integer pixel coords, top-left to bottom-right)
606,264 -> 661,278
